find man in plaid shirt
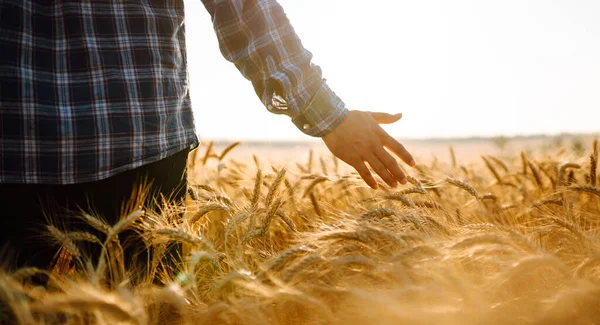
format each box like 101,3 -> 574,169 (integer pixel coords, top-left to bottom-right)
0,0 -> 414,271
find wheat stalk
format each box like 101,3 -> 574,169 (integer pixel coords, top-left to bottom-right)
531,198 -> 564,208
284,177 -> 296,206
329,255 -> 376,268
549,217 -> 585,239
567,186 -> 600,198
591,138 -> 598,187
360,208 -> 398,220
282,254 -> 324,283
250,169 -> 263,212
276,210 -> 297,232
396,186 -> 427,195
110,209 -> 145,238
189,203 -> 230,224
539,164 -> 557,190
449,146 -> 457,168
451,234 -> 509,250
478,193 -> 498,202
383,194 -> 416,208
567,170 -> 576,185
309,193 -> 322,217
557,162 -> 581,186
80,213 -> 112,235
156,228 -> 215,251
238,229 -> 264,248
187,187 -> 200,201
218,141 -> 241,161
521,151 -> 528,175
302,176 -> 329,198
362,225 -> 407,246
67,231 -> 102,245
422,215 -> 450,235
195,184 -> 216,193
406,175 -> 422,187
527,161 -> 544,191
261,198 -> 284,235
445,178 -> 479,199
414,200 -> 443,209
488,155 -> 509,172
265,168 -> 286,208
47,225 -> 81,259
224,213 -> 251,246
482,156 -> 503,184
460,166 -> 470,177
261,244 -> 311,275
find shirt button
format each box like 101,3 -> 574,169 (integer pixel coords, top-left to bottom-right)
303,123 -> 310,130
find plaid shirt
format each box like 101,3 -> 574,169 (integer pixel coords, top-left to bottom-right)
0,0 -> 348,185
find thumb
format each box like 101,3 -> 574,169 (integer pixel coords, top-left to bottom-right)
370,112 -> 402,124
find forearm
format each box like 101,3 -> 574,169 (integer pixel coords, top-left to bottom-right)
201,0 -> 348,136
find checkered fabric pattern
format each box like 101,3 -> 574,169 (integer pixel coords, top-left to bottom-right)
0,0 -> 348,184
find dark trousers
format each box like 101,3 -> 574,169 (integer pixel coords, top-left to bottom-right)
0,149 -> 189,273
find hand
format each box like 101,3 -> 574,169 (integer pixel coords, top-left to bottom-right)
322,110 -> 416,189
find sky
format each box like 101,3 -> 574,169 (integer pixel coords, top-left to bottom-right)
183,0 -> 600,141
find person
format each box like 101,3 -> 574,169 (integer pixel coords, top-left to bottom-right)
0,0 -> 415,272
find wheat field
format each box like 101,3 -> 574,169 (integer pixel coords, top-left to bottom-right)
1,138 -> 599,325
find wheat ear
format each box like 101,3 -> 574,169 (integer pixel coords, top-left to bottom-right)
482,156 -> 503,184
557,162 -> 581,186
303,176 -> 329,198
445,178 -> 479,199
591,138 -> 598,187
265,168 -> 286,208
449,146 -> 457,168
218,141 -> 241,161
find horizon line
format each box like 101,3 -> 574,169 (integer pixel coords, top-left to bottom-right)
200,131 -> 599,145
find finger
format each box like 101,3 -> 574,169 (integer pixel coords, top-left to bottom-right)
366,155 -> 398,188
369,112 -> 402,124
352,160 -> 378,189
382,133 -> 416,167
375,148 -> 407,184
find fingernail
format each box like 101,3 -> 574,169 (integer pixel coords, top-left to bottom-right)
410,159 -> 416,167
391,181 -> 398,188
400,178 -> 407,184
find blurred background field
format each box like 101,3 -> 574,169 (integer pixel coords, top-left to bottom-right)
206,133 -> 599,166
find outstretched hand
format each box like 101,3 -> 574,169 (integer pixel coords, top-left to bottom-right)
322,110 -> 415,189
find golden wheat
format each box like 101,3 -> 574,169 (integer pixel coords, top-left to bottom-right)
2,138 -> 600,325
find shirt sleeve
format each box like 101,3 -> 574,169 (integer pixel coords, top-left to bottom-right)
201,0 -> 349,137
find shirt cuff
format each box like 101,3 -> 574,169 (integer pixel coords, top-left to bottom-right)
291,81 -> 349,137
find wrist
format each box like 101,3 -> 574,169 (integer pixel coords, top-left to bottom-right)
292,81 -> 349,137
